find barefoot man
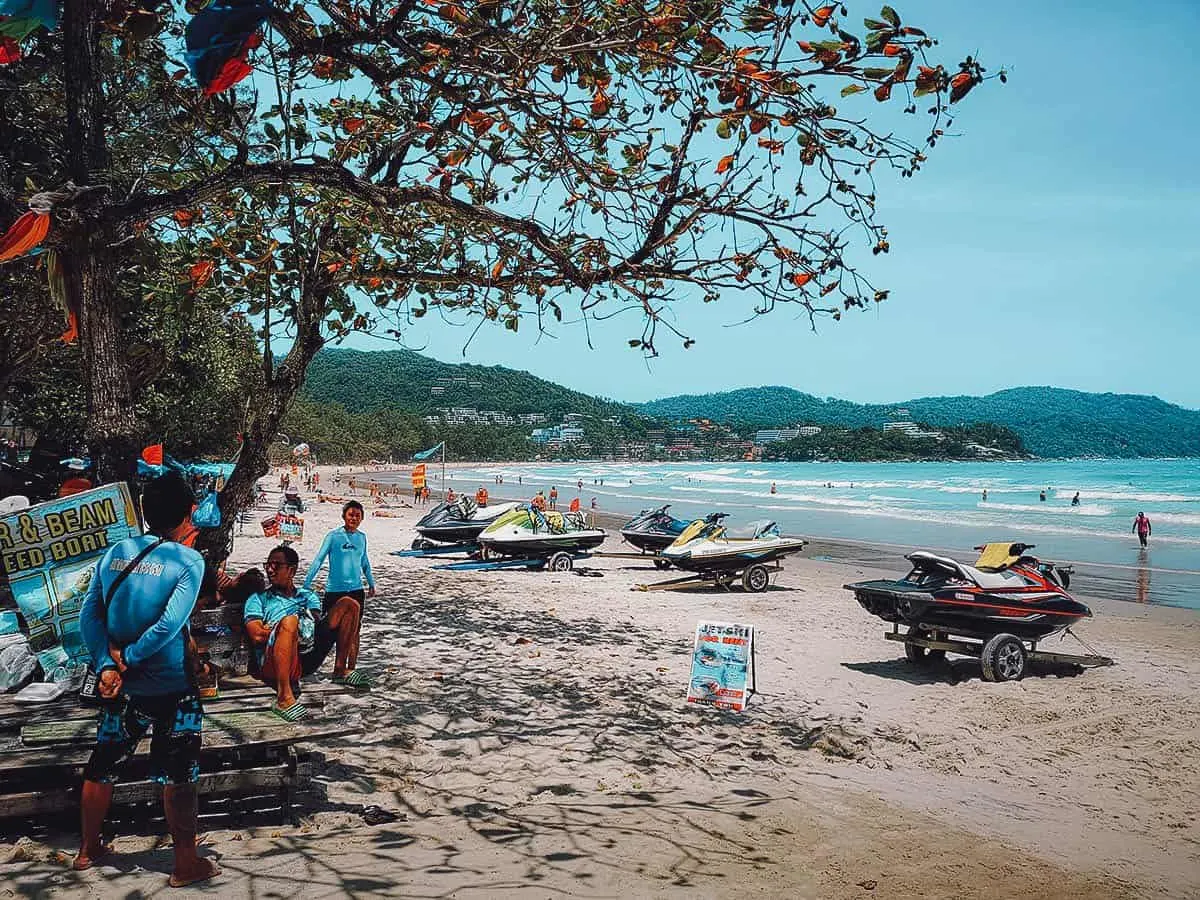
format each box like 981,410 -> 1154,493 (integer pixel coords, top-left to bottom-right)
76,472 -> 220,886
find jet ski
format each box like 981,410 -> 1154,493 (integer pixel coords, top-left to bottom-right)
414,496 -> 522,547
477,505 -> 606,558
619,504 -> 691,553
844,542 -> 1089,643
660,513 -> 807,574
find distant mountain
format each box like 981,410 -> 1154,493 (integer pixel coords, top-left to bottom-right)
303,348 -> 634,421
639,386 -> 1200,458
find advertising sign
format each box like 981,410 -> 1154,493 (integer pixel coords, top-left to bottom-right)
686,621 -> 756,712
277,514 -> 304,541
0,483 -> 141,668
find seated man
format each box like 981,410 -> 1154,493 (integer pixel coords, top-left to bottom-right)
244,545 -> 368,721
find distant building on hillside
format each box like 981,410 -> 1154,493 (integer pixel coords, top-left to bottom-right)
883,421 -> 944,441
754,427 -> 801,444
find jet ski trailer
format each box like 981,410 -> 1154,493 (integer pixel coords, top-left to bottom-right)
633,561 -> 783,593
846,542 -> 1114,682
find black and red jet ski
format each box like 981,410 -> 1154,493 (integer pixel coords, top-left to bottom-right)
844,542 -> 1090,642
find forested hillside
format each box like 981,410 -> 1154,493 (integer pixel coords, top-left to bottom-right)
640,387 -> 1200,458
303,348 -> 635,422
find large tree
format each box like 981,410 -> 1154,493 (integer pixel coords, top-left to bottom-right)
0,0 -> 995,557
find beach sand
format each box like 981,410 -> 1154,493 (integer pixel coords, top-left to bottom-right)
4,470 -> 1197,898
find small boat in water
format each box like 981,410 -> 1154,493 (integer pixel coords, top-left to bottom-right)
660,514 -> 807,574
414,497 -> 522,547
477,505 -> 607,559
619,504 -> 691,553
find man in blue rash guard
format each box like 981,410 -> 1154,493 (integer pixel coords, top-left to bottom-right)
74,472 -> 220,887
303,500 -> 375,616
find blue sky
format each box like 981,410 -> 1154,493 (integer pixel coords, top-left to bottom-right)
340,1 -> 1200,409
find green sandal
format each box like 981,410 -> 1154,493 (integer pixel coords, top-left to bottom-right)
332,670 -> 372,690
270,701 -> 310,722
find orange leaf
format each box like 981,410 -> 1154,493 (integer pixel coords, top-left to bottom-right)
873,81 -> 892,101
173,209 -> 195,226
757,138 -> 784,153
344,117 -> 365,133
749,116 -> 769,134
60,309 -> 78,344
491,258 -> 505,278
883,43 -> 902,56
591,90 -> 610,117
715,154 -> 735,173
188,260 -> 214,291
791,272 -> 813,287
442,149 -> 468,167
811,5 -> 835,27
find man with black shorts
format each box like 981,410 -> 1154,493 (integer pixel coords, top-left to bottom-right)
245,545 -> 369,720
304,500 -> 375,618
75,472 -> 219,887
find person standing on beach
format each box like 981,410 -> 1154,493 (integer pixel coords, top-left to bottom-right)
304,500 -> 376,615
1132,512 -> 1152,547
549,486 -> 558,509
75,473 -> 219,887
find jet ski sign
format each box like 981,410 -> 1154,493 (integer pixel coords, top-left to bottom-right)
687,621 -> 756,712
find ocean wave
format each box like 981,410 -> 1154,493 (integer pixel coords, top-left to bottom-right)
1056,489 -> 1200,504
1147,512 -> 1200,527
979,501 -> 1113,517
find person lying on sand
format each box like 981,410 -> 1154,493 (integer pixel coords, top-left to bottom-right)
244,545 -> 370,722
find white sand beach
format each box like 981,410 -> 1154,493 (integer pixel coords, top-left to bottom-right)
4,471 -> 1198,898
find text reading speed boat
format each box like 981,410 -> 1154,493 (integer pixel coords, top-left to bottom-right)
412,497 -> 521,548
640,514 -> 807,592
844,542 -> 1112,681
476,505 -> 606,568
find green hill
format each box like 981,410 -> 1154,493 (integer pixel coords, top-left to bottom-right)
303,347 -> 635,421
301,351 -> 1199,458
639,386 -> 1200,458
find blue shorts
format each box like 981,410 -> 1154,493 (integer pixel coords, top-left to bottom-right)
83,693 -> 203,785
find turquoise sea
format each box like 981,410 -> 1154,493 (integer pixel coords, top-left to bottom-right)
431,458 -> 1200,609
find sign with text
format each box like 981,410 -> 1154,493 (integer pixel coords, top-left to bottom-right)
0,483 -> 141,666
686,621 -> 756,712
277,514 -> 304,541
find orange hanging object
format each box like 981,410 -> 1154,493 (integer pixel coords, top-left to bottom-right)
188,259 -> 214,291
0,209 -> 50,263
141,443 -> 164,466
59,309 -> 78,344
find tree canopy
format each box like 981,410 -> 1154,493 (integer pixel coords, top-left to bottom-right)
0,0 -> 996,556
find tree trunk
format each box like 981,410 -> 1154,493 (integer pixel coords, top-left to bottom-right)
196,313 -> 325,564
62,0 -> 138,484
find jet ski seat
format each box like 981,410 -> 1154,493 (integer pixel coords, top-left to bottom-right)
960,565 -> 1029,589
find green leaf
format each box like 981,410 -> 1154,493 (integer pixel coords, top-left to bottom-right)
863,68 -> 892,80
716,119 -> 733,139
880,5 -> 900,27
840,84 -> 866,96
864,18 -> 887,29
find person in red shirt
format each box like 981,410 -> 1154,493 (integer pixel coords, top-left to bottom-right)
548,486 -> 558,509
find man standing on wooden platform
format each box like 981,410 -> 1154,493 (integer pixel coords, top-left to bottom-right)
245,544 -> 370,722
76,472 -> 220,887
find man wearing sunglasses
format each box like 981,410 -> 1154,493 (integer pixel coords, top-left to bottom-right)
244,545 -> 367,721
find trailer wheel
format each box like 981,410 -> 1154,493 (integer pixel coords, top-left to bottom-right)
981,633 -> 1027,682
742,564 -> 771,593
548,552 -> 574,572
653,558 -> 672,570
903,628 -> 946,665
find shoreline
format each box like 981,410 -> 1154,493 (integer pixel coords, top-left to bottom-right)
322,465 -> 1199,610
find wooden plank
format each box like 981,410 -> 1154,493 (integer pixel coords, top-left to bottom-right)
0,725 -> 360,775
0,762 -> 313,819
0,679 -> 351,731
20,702 -> 329,746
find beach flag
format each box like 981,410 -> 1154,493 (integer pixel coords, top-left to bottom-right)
141,443 -> 164,466
411,464 -> 426,490
412,441 -> 444,461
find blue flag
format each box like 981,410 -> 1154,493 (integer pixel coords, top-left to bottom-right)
412,441 -> 444,461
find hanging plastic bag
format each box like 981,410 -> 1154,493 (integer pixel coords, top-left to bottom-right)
192,491 -> 221,527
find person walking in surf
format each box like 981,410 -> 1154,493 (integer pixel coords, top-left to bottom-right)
1132,512 -> 1152,548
